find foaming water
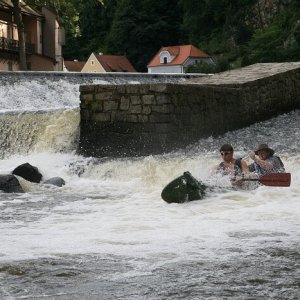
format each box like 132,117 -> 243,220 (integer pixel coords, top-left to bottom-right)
0,111 -> 299,298
0,110 -> 299,258
0,73 -> 194,111
0,108 -> 80,158
0,80 -> 80,111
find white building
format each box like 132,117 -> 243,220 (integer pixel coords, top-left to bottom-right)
147,44 -> 214,74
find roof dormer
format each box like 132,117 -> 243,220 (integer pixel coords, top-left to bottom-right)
159,51 -> 174,64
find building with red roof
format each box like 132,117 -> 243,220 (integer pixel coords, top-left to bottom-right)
64,60 -> 85,72
147,45 -> 214,73
81,53 -> 136,73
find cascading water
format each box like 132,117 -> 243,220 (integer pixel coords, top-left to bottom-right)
0,76 -> 299,299
0,109 -> 80,158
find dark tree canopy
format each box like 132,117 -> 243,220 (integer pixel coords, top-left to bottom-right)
20,0 -> 300,71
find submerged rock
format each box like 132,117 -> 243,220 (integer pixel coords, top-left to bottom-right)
12,163 -> 42,183
0,175 -> 24,193
43,177 -> 66,187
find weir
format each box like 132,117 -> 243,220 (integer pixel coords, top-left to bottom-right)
1,66 -> 300,300
79,62 -> 300,157
0,71 -> 204,157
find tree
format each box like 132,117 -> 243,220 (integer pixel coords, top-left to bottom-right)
105,0 -> 184,71
75,0 -> 117,59
11,0 -> 27,70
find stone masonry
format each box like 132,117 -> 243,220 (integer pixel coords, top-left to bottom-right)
79,63 -> 300,157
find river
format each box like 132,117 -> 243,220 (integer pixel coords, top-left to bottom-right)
0,77 -> 299,299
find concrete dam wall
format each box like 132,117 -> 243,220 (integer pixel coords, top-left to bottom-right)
79,63 -> 300,157
0,71 -> 205,86
0,71 -> 205,112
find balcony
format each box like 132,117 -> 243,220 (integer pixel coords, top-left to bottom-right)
0,37 -> 35,54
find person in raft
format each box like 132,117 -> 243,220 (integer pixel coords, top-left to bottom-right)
248,143 -> 285,177
212,144 -> 249,185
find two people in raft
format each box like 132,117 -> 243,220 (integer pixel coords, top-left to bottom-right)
213,143 -> 285,186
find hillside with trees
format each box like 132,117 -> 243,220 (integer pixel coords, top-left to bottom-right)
27,0 -> 300,72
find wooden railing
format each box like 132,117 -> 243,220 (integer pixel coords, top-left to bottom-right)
0,37 -> 35,54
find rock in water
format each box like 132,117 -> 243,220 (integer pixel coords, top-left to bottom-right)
12,163 -> 43,183
43,177 -> 66,187
0,175 -> 24,193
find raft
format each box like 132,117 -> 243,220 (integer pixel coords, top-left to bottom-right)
161,171 -> 207,204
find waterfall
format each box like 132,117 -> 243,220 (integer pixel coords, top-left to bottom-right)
0,72 -> 198,158
0,109 -> 80,158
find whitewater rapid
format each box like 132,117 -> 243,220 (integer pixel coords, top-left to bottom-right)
0,77 -> 299,299
0,111 -> 299,262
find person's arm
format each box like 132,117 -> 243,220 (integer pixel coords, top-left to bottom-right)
210,164 -> 220,175
249,151 -> 273,169
241,159 -> 249,174
230,160 -> 249,186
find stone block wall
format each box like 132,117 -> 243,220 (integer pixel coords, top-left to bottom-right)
79,63 -> 300,157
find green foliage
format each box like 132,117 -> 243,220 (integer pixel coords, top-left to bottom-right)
105,0 -> 184,71
186,57 -> 230,74
242,5 -> 300,65
186,61 -> 218,74
26,0 -> 300,71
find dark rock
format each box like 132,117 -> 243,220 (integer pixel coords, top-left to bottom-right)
12,163 -> 42,183
0,175 -> 24,193
43,177 -> 66,187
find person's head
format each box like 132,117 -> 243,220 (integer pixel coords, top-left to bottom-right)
254,144 -> 274,160
219,144 -> 234,162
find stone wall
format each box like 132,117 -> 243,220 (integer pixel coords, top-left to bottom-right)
79,63 -> 300,157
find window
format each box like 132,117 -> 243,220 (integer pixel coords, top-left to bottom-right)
163,57 -> 167,64
91,60 -> 94,65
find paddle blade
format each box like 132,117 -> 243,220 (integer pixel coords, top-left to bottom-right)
259,173 -> 291,187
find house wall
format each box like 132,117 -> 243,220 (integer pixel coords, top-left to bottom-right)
23,15 -> 37,47
12,24 -> 18,39
0,20 -> 9,37
0,54 -> 55,72
55,19 -> 63,70
148,58 -> 214,74
81,53 -> 106,73
36,19 -> 42,54
0,61 -> 19,71
41,7 -> 64,71
41,7 -> 55,59
148,65 -> 183,74
80,63 -> 300,157
1,6 -> 63,71
0,21 -> 17,40
27,54 -> 55,71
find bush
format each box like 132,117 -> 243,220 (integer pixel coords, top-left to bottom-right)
186,57 -> 230,73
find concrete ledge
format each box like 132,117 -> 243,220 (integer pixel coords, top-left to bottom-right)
79,63 -> 300,157
0,71 -> 207,82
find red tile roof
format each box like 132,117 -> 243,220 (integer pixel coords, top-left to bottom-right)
95,54 -> 136,72
64,60 -> 85,72
148,45 -> 210,67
